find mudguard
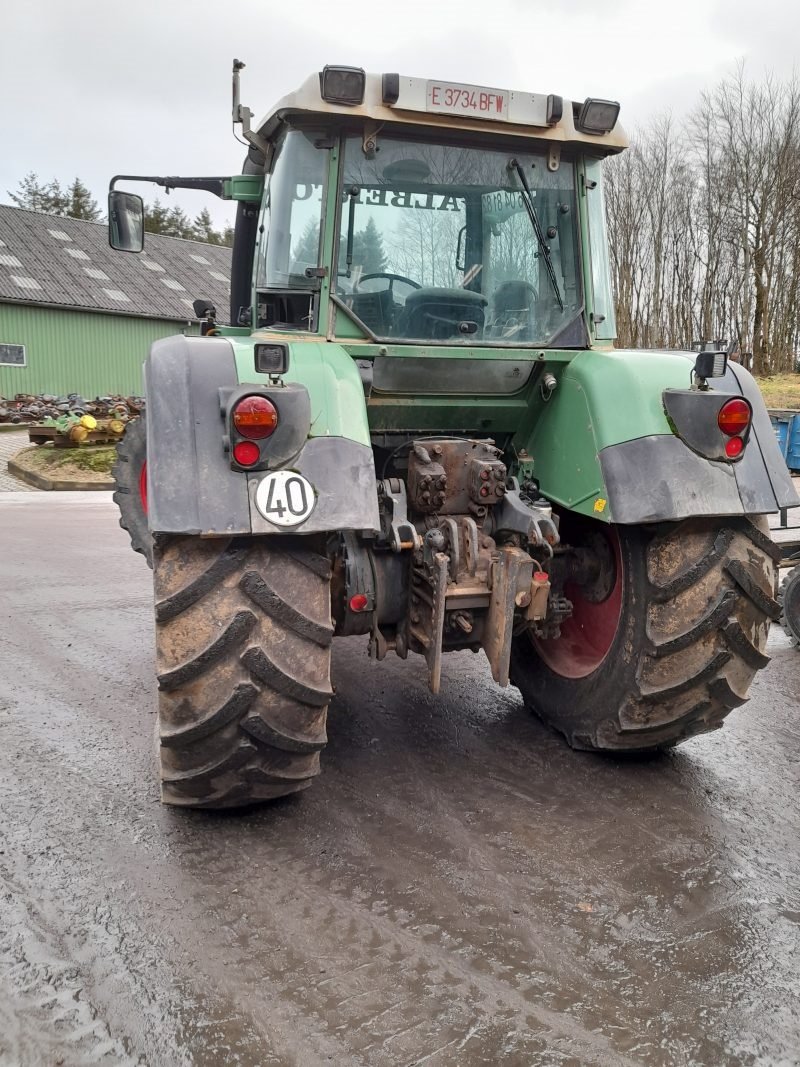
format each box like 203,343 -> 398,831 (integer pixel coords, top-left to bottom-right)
525,348 -> 798,523
144,334 -> 379,535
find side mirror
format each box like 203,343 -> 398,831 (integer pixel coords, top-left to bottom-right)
108,190 -> 144,253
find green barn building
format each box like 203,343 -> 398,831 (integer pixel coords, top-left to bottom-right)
0,205 -> 232,399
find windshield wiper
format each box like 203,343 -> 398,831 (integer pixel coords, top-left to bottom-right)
345,185 -> 359,278
508,158 -> 564,312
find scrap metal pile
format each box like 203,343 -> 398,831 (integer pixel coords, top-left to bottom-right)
0,394 -> 145,446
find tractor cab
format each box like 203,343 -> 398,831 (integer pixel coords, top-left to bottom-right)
240,67 -> 625,353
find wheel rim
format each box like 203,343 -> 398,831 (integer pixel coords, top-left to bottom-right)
533,525 -> 623,679
138,461 -> 148,516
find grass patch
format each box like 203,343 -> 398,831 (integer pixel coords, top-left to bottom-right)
754,373 -> 800,410
13,444 -> 116,482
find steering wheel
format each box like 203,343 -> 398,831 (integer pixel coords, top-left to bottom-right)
356,272 -> 421,303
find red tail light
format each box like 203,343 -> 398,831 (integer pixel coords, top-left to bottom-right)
232,395 -> 278,440
233,441 -> 260,467
718,398 -> 751,437
725,436 -> 745,459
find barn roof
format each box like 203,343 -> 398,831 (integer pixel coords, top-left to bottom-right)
0,204 -> 232,323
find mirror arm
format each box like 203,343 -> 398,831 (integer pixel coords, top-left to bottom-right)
109,174 -> 230,199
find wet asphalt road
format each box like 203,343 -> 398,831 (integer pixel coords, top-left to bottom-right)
1,493 -> 799,1067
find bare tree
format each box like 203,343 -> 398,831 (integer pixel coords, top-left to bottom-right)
605,64 -> 800,374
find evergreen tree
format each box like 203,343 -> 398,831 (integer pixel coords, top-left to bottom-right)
353,217 -> 387,274
292,218 -> 321,266
8,172 -> 67,214
191,208 -> 234,246
66,178 -> 101,220
144,200 -> 194,239
165,205 -> 193,239
8,172 -> 50,211
192,208 -> 217,243
144,199 -> 171,235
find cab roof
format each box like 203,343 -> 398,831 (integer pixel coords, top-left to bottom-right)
256,70 -> 628,155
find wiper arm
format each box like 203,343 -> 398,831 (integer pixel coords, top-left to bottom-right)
345,186 -> 359,278
508,158 -> 564,312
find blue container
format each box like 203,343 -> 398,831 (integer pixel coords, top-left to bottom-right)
769,409 -> 800,473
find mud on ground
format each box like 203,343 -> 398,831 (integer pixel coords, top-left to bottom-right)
1,494 -> 799,1066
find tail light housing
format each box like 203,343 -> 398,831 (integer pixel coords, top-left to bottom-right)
232,395 -> 278,440
663,388 -> 754,464
221,380 -> 310,474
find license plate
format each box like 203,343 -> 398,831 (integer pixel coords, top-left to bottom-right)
254,470 -> 316,528
426,80 -> 509,121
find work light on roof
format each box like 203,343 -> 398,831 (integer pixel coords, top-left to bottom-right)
319,65 -> 366,106
576,98 -> 620,135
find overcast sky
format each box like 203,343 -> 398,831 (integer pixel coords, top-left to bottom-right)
1,0 -> 797,229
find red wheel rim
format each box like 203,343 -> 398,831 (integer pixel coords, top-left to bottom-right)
533,526 -> 623,679
138,461 -> 148,515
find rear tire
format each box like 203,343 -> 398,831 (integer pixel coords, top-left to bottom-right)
779,564 -> 800,647
154,535 -> 333,808
510,517 -> 780,751
112,417 -> 153,568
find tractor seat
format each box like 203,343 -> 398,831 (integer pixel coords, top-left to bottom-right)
398,287 -> 487,341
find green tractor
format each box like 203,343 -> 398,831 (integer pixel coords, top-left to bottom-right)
109,62 -> 798,808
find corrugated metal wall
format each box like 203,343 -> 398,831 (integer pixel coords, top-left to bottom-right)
0,303 -> 198,397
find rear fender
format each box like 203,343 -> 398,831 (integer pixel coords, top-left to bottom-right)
144,335 -> 379,535
523,348 -> 798,523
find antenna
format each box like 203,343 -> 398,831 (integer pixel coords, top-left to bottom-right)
232,58 -> 268,156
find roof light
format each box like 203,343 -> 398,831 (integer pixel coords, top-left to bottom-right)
546,94 -> 563,126
232,395 -> 278,440
255,342 -> 289,376
576,98 -> 620,135
695,348 -> 728,379
319,65 -> 365,106
382,73 -> 400,105
718,398 -> 752,437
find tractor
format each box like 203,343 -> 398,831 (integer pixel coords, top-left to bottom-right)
108,62 -> 798,808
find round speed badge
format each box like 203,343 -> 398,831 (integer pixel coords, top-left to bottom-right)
254,470 -> 317,528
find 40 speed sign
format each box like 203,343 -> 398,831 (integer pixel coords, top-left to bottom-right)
254,470 -> 317,528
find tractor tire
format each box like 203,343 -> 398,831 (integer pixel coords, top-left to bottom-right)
779,565 -> 800,647
510,516 -> 780,751
153,534 -> 333,809
112,417 -> 153,568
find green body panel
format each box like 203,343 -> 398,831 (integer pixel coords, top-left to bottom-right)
224,332 -> 695,515
228,335 -> 371,446
0,302 -> 198,396
522,348 -> 693,520
223,175 -> 264,202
